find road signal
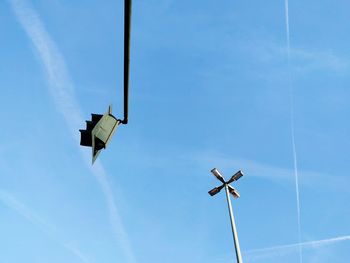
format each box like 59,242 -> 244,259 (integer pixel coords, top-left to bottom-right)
80,114 -> 103,147
79,105 -> 120,164
80,0 -> 132,163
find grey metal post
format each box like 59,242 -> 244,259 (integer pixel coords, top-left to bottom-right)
224,184 -> 243,263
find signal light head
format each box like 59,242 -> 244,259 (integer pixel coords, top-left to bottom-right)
80,105 -> 120,164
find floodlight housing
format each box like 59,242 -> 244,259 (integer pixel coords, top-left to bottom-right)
227,170 -> 243,184
227,184 -> 240,198
207,167 -> 244,263
211,168 -> 225,184
208,185 -> 224,196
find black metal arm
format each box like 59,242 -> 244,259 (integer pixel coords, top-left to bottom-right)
122,0 -> 132,124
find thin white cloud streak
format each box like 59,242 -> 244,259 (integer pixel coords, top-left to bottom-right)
8,1 -> 136,262
245,40 -> 348,76
291,48 -> 348,73
188,152 -> 349,191
284,1 -> 302,262
0,190 -> 90,263
284,0 -> 291,58
244,235 -> 350,262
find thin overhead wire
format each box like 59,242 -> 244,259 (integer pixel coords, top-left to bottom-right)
284,1 -> 303,262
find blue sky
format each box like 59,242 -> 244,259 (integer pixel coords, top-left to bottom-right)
0,0 -> 349,262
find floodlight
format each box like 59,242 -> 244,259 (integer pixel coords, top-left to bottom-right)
208,185 -> 224,196
207,167 -> 244,263
227,184 -> 240,199
211,168 -> 225,184
227,170 -> 243,184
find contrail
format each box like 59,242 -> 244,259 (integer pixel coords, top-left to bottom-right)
0,190 -> 90,263
8,1 -> 136,262
244,235 -> 350,261
284,1 -> 302,262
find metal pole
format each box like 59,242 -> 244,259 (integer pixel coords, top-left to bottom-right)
224,184 -> 243,263
122,0 -> 132,124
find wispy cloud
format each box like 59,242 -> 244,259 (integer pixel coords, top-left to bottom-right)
244,235 -> 350,262
247,39 -> 348,74
291,48 -> 348,73
284,1 -> 302,261
188,152 -> 348,191
0,190 -> 90,263
8,0 -> 135,262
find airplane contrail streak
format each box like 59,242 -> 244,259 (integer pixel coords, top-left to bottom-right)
8,1 -> 136,262
284,1 -> 302,262
244,235 -> 350,261
0,190 -> 90,263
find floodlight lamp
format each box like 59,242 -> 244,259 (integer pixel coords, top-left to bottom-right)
208,185 -> 224,196
227,170 -> 244,184
208,187 -> 220,196
211,168 -> 225,183
227,185 -> 240,199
